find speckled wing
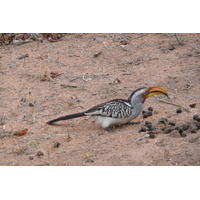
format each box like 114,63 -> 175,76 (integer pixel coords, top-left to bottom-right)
85,99 -> 133,118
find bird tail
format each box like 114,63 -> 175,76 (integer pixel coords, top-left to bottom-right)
46,112 -> 85,124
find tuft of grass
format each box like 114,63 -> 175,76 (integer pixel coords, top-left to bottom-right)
14,145 -> 27,155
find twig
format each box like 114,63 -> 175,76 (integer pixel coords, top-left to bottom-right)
128,134 -> 150,144
174,34 -> 184,46
156,98 -> 191,112
68,73 -> 110,82
121,72 -> 132,75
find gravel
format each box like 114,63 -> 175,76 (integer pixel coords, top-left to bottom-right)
191,129 -> 197,133
54,142 -> 61,148
176,109 -> 182,113
148,107 -> 153,112
182,124 -> 190,131
169,121 -> 176,126
139,126 -> 147,132
193,114 -> 199,121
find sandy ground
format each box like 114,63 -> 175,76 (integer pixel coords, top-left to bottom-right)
0,33 -> 200,166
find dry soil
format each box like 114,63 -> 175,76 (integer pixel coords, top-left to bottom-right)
0,33 -> 200,166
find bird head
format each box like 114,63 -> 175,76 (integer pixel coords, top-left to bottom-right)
128,86 -> 169,104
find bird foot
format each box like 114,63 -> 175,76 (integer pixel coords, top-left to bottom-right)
105,127 -> 115,133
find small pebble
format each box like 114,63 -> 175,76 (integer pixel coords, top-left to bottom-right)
175,126 -> 179,130
142,111 -> 152,118
191,129 -> 197,134
85,159 -> 94,163
182,124 -> 189,131
148,107 -> 153,112
148,111 -> 153,116
145,121 -> 152,126
176,108 -> 182,113
169,121 -> 176,126
189,104 -> 196,108
159,118 -> 168,124
148,133 -> 155,139
178,128 -> 183,134
146,123 -> 153,129
195,123 -> 200,130
164,127 -> 174,134
143,112 -> 149,118
54,142 -> 61,148
180,132 -> 187,137
196,117 -> 200,122
148,126 -> 155,131
29,156 -> 34,160
37,151 -> 44,157
193,114 -> 199,121
139,126 -> 147,132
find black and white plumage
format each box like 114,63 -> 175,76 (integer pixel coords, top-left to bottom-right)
47,86 -> 168,129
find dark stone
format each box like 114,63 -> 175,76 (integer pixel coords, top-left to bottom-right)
139,126 -> 147,132
195,122 -> 200,130
182,124 -> 190,131
169,121 -> 176,126
37,151 -> 44,157
193,114 -> 199,121
142,111 -> 152,118
148,107 -> 153,112
146,124 -> 153,129
178,128 -> 183,134
148,133 -> 155,139
29,102 -> 35,107
191,129 -> 197,134
176,109 -> 182,113
148,111 -> 153,116
85,159 -> 94,163
29,156 -> 34,160
148,126 -> 155,131
159,118 -> 168,124
145,121 -> 152,126
196,118 -> 200,122
189,104 -> 196,108
143,112 -> 149,118
54,142 -> 61,148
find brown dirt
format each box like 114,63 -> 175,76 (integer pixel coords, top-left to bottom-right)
0,33 -> 200,166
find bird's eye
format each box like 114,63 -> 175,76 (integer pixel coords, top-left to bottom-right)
143,91 -> 148,96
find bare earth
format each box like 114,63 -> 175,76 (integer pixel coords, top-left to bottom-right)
0,33 -> 200,166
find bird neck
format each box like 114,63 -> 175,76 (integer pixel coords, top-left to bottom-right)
128,87 -> 147,106
129,94 -> 146,106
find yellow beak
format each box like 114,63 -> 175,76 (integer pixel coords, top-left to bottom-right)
146,86 -> 168,99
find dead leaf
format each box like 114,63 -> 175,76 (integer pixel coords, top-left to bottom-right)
40,72 -> 52,81
115,77 -> 121,83
93,51 -> 102,57
50,72 -> 63,79
66,136 -> 72,142
14,128 -> 28,136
